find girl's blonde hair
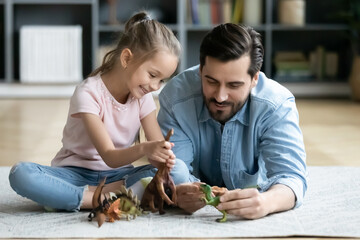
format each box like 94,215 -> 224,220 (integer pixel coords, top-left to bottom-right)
90,11 -> 181,77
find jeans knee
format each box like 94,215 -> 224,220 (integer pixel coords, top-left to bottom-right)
9,162 -> 36,193
171,159 -> 191,185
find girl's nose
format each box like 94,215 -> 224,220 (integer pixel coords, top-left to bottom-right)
150,81 -> 160,91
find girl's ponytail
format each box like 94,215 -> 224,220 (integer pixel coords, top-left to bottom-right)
124,12 -> 151,32
89,11 -> 180,77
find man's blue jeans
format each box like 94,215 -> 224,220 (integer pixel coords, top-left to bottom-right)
9,160 -> 190,211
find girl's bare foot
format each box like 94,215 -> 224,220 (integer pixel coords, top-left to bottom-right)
82,179 -> 125,209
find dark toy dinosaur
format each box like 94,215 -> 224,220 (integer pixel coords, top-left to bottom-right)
140,129 -> 177,214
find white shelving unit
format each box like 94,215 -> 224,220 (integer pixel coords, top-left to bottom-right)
0,0 -> 352,98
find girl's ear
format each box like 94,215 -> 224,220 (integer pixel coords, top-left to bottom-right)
120,48 -> 133,69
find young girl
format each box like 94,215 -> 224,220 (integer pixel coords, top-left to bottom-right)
9,12 -> 189,211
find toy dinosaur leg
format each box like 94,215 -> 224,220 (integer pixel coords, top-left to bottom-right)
158,197 -> 165,215
154,173 -> 174,205
216,210 -> 227,223
148,194 -> 158,213
201,197 -> 209,205
168,177 -> 177,205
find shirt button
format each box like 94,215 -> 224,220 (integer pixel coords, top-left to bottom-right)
216,159 -> 219,162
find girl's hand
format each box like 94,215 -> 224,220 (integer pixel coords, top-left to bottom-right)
143,140 -> 175,168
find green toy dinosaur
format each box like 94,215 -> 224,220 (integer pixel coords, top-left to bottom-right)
200,184 -> 227,223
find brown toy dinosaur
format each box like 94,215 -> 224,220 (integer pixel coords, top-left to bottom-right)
140,129 -> 177,214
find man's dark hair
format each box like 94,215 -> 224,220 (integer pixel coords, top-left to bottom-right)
199,24 -> 264,78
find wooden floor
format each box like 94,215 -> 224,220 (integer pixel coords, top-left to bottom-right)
0,98 -> 359,240
0,98 -> 359,167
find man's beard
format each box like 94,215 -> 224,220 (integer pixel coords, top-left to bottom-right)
204,97 -> 243,125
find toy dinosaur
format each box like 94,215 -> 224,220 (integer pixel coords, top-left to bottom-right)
88,177 -> 145,227
140,129 -> 177,215
200,184 -> 228,223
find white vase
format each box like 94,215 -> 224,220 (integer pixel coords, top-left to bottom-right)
278,0 -> 305,26
243,0 -> 262,26
349,56 -> 360,101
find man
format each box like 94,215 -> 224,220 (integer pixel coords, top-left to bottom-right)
157,24 -> 307,219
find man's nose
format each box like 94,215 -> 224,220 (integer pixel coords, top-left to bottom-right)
215,87 -> 228,102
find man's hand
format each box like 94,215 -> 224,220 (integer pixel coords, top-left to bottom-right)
216,188 -> 268,219
217,184 -> 295,220
175,182 -> 206,213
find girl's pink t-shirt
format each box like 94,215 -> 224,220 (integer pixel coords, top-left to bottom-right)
51,74 -> 156,170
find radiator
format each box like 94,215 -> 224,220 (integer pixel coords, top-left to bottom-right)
20,25 -> 83,83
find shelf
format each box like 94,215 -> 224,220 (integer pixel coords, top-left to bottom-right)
271,24 -> 349,31
282,82 -> 351,98
0,0 -> 354,98
12,0 -> 93,4
0,83 -> 78,98
0,82 -> 164,99
98,24 -> 178,32
0,3 -> 4,81
186,24 -> 267,31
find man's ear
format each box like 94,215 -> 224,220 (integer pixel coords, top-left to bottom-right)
120,48 -> 133,69
251,71 -> 260,88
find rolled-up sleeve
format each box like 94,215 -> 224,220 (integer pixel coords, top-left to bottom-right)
257,98 -> 308,208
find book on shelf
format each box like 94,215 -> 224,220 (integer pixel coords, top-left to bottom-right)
309,46 -> 339,80
198,0 -> 211,25
274,48 -> 339,82
189,0 -> 200,25
315,46 -> 325,80
186,0 -> 193,24
274,51 -> 312,81
210,0 -> 220,25
325,52 -> 338,78
222,0 -> 232,23
188,0 -> 240,25
232,0 -> 244,23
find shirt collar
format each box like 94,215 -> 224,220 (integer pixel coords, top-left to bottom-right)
232,97 -> 250,126
199,102 -> 213,123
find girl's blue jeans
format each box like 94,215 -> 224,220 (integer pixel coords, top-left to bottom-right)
8,160 -> 190,212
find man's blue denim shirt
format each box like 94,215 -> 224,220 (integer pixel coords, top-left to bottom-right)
158,65 -> 307,208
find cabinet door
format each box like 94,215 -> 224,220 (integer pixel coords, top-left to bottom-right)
13,4 -> 92,81
0,3 -> 4,81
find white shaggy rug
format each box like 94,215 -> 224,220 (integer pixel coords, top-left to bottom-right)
0,166 -> 359,238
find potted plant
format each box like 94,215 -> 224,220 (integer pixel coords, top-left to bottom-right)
338,0 -> 360,101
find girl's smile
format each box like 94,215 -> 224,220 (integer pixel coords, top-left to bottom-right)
140,86 -> 149,95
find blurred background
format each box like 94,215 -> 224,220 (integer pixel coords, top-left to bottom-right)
0,0 -> 359,167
